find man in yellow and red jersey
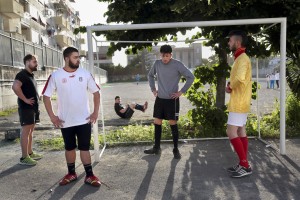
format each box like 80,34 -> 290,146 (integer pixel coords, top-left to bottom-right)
226,30 -> 252,178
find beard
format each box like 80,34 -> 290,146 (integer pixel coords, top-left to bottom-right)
229,43 -> 238,52
30,65 -> 38,71
69,61 -> 79,69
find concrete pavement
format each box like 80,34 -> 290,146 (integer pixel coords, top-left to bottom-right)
0,140 -> 300,200
0,81 -> 299,200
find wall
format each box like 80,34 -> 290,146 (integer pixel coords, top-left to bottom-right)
0,65 -> 107,111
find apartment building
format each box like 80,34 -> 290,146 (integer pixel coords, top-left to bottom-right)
127,43 -> 203,71
0,0 -> 85,53
86,46 -> 113,68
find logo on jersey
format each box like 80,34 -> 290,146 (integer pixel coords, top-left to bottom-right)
69,74 -> 75,78
62,78 -> 67,83
79,77 -> 83,82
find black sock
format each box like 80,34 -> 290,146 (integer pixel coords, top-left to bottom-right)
154,124 -> 162,149
170,124 -> 179,149
84,163 -> 94,177
67,163 -> 76,175
135,104 -> 144,111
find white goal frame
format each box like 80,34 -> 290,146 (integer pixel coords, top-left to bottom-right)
87,18 -> 287,161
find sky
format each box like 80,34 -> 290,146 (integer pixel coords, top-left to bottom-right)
72,0 -> 214,66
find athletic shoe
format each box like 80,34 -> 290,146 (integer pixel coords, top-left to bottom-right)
59,173 -> 78,186
19,156 -> 37,166
85,175 -> 101,187
227,164 -> 240,173
228,164 -> 252,173
144,146 -> 161,155
173,148 -> 181,159
29,152 -> 43,160
231,165 -> 252,178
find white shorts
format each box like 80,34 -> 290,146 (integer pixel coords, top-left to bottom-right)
227,112 -> 248,127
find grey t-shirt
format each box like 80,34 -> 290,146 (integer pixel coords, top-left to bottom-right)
148,59 -> 195,99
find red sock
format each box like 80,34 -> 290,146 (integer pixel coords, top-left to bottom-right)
240,136 -> 248,159
230,137 -> 249,168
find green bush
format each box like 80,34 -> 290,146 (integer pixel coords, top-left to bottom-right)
286,93 -> 300,137
246,93 -> 300,138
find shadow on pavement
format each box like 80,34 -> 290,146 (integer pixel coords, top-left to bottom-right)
133,154 -> 161,200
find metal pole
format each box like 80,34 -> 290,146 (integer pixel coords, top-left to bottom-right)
87,27 -> 100,162
254,35 -> 261,139
279,19 -> 287,155
88,18 -> 285,31
100,90 -> 106,145
9,33 -> 14,66
256,57 -> 261,138
97,41 -> 100,68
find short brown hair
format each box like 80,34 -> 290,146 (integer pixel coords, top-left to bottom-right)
227,30 -> 248,47
23,54 -> 36,65
63,47 -> 79,60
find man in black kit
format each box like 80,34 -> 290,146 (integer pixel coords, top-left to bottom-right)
114,96 -> 148,119
12,54 -> 42,166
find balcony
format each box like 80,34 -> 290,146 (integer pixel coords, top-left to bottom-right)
66,21 -> 71,31
0,0 -> 24,18
79,38 -> 85,44
54,34 -> 72,48
68,37 -> 73,46
53,16 -> 67,29
51,0 -> 76,14
20,12 -> 31,28
30,19 -> 45,33
80,50 -> 86,57
3,18 -> 20,33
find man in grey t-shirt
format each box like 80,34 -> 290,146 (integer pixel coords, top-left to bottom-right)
144,45 -> 194,159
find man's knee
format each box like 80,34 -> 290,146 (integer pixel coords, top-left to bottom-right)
168,120 -> 177,125
237,126 -> 247,137
154,118 -> 162,125
129,104 -> 135,110
226,125 -> 239,139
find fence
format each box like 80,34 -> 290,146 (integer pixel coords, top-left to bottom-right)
0,30 -> 63,69
0,30 -> 106,81
0,30 -> 107,111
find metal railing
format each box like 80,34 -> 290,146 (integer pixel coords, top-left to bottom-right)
0,30 -> 107,81
0,30 -> 63,69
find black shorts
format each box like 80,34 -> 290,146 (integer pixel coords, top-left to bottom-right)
153,97 -> 180,120
18,108 -> 40,126
124,106 -> 134,119
61,123 -> 92,151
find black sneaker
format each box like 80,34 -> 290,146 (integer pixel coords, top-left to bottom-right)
227,164 -> 240,173
231,165 -> 252,178
173,148 -> 181,159
144,146 -> 161,155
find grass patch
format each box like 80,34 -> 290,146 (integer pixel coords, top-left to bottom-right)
35,117 -> 196,151
0,108 -> 18,116
36,137 -> 65,151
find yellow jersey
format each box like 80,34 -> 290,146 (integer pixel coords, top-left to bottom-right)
228,53 -> 252,113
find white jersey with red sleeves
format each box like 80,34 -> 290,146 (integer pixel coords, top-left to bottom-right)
42,67 -> 100,128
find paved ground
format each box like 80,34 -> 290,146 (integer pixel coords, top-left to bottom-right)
1,81 -> 299,200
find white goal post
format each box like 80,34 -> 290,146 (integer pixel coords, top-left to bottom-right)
87,18 -> 287,161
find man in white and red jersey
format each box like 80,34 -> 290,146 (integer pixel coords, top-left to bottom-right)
42,47 -> 101,187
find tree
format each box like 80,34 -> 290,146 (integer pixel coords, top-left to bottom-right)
76,0 -> 300,102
